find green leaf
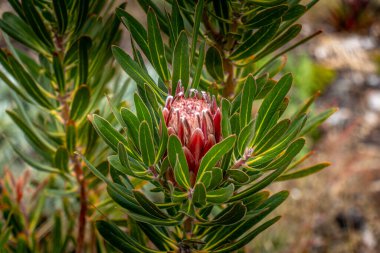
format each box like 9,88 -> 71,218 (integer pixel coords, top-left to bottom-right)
193,182 -> 206,207
207,168 -> 223,190
283,4 -> 306,21
120,107 -> 140,146
6,53 -> 54,109
300,108 -> 337,136
9,142 -> 60,174
148,9 -> 170,82
248,0 -> 287,7
254,24 -> 302,62
96,220 -> 165,253
137,0 -> 170,35
53,0 -> 68,34
109,155 -> 145,178
277,162 -> 330,181
0,13 -> 47,54
196,135 -> 236,183
254,119 -> 290,154
78,36 -> 91,84
128,211 -> 181,227
202,202 -> 246,226
229,138 -> 305,202
53,54 -> 65,93
112,46 -> 165,102
155,110 -> 168,163
118,143 -> 130,168
66,123 -> 76,153
8,0 -> 25,20
172,31 -> 190,93
75,0 -> 89,33
191,41 -> 205,90
174,155 -> 191,190
133,190 -> 169,219
205,46 -> 224,81
134,94 -> 154,129
239,75 -> 256,127
206,191 -> 287,250
172,188 -> 188,202
254,73 -> 292,142
170,0 -> 184,45
139,121 -> 156,166
227,169 -> 250,184
168,135 -> 189,174
91,114 -> 130,153
117,9 -> 150,60
190,0 -> 204,64
212,216 -> 281,252
230,21 -> 280,61
70,85 -> 90,121
221,98 -> 231,138
22,0 -> 53,49
54,147 -> 69,172
207,184 -> 234,204
245,5 -> 288,29
237,120 -> 254,155
6,110 -> 55,153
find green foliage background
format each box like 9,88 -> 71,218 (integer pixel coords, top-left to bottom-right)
0,0 -> 335,252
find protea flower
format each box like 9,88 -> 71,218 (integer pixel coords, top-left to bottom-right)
163,85 -> 221,179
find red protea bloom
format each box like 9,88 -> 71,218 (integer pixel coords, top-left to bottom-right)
163,85 -> 221,178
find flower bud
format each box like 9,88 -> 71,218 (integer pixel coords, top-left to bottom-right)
163,84 -> 221,177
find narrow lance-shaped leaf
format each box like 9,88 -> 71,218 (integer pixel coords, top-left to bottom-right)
229,138 -> 305,202
112,46 -> 166,103
147,9 -> 170,83
196,135 -> 236,183
21,0 -> 53,49
96,220 -> 166,253
54,147 -> 69,172
78,36 -> 91,85
66,122 -> 76,154
245,5 -> 288,29
133,191 -> 169,219
191,41 -> 205,90
6,110 -> 55,153
254,73 -> 292,143
190,0 -> 204,64
229,21 -> 280,61
116,8 -> 150,59
206,184 -> 234,204
277,162 -> 330,181
53,53 -> 65,93
212,216 -> 281,253
75,0 -> 89,33
239,75 -> 256,127
170,0 -> 184,45
70,85 -> 90,121
6,53 -> 54,109
139,121 -> 156,166
193,182 -> 206,207
90,114 -> 131,153
53,0 -> 68,34
254,24 -> 302,62
174,155 -> 191,190
205,46 -> 224,81
172,31 -> 190,93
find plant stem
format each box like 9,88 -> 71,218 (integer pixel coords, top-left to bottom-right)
73,154 -> 87,253
59,93 -> 88,253
222,58 -> 235,98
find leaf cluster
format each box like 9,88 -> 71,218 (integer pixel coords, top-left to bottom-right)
82,1 -> 336,252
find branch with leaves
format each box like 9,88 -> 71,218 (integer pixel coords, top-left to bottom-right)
81,0 -> 336,252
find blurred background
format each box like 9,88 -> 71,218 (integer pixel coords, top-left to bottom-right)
1,0 -> 380,252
